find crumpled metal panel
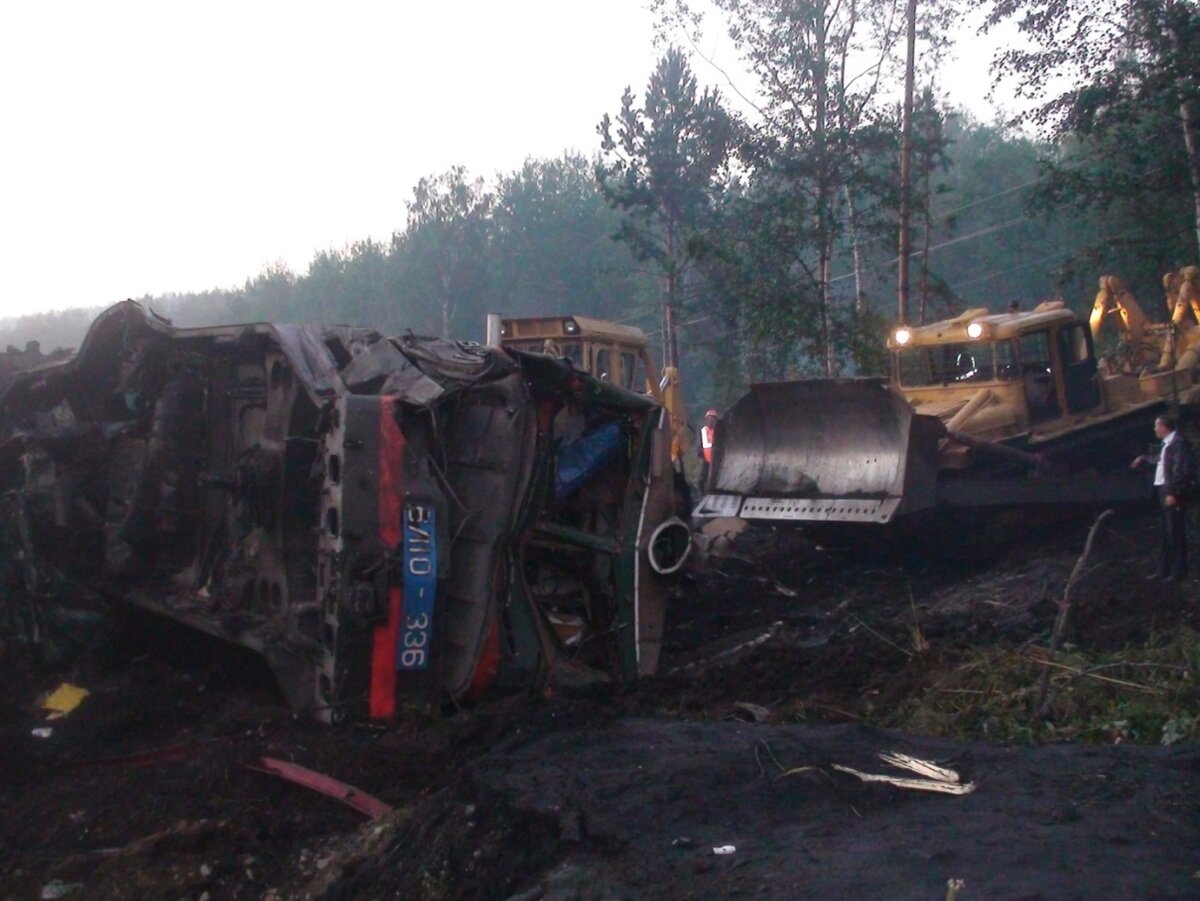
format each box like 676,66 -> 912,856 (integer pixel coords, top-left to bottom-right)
399,335 -> 517,384
437,371 -> 537,698
269,324 -> 346,399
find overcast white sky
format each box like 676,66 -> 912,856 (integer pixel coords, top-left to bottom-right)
0,1 -> 1009,318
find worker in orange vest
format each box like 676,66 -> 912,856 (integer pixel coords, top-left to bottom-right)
699,409 -> 718,491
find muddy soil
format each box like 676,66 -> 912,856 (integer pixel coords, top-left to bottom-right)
327,716 -> 1197,900
1,506 -> 1198,899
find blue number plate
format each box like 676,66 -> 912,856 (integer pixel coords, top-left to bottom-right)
396,503 -> 436,671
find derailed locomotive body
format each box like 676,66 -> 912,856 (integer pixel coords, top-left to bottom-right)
0,302 -> 684,721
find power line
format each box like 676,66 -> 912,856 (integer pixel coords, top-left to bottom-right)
833,154 -> 1170,288
612,308 -> 659,326
844,140 -> 1131,261
927,142 -> 1126,223
932,177 -> 1043,222
911,158 -> 1172,291
951,248 -> 1076,291
829,215 -> 1031,284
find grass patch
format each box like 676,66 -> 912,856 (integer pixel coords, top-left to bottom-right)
870,627 -> 1200,745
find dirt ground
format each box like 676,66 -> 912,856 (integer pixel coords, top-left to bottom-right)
2,504 -> 1199,899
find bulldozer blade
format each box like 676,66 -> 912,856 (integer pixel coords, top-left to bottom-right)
694,379 -> 941,524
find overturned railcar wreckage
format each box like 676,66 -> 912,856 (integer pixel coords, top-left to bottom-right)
0,302 -> 688,721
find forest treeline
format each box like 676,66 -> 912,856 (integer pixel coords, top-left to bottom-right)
3,0 -> 1197,413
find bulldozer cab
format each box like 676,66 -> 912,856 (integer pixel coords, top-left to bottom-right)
499,315 -> 658,398
890,302 -> 1103,439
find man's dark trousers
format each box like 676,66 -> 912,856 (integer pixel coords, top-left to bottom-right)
1158,486 -> 1189,578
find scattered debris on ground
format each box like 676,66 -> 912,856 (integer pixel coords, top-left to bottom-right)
2,508 -> 1198,897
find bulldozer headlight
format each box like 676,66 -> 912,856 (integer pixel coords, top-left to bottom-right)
563,318 -> 581,335
966,322 -> 984,339
893,327 -> 912,346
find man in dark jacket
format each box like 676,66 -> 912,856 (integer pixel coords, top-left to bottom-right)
1132,414 -> 1194,581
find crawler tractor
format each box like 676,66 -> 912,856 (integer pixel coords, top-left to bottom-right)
696,279 -> 1200,527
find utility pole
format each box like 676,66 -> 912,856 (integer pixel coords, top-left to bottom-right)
664,221 -> 680,370
897,0 -> 917,324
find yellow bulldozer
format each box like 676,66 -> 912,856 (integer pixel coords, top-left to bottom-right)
695,270 -> 1200,527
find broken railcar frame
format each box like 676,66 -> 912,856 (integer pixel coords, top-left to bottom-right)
0,302 -> 686,721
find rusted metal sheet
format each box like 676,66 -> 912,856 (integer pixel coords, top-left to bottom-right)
247,756 -> 392,818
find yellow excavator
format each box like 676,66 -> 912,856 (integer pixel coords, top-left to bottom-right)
696,271 -> 1200,527
1089,269 -> 1200,374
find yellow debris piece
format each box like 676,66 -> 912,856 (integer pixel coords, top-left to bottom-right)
41,683 -> 90,716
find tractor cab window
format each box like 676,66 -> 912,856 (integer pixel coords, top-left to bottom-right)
521,338 -> 583,367
995,341 -> 1020,381
1018,331 -> 1052,370
631,353 -> 649,393
620,352 -> 636,389
560,342 -> 583,367
1056,324 -> 1090,364
897,342 -> 997,386
594,349 -> 611,382
1056,323 -> 1102,413
1018,331 -> 1062,422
